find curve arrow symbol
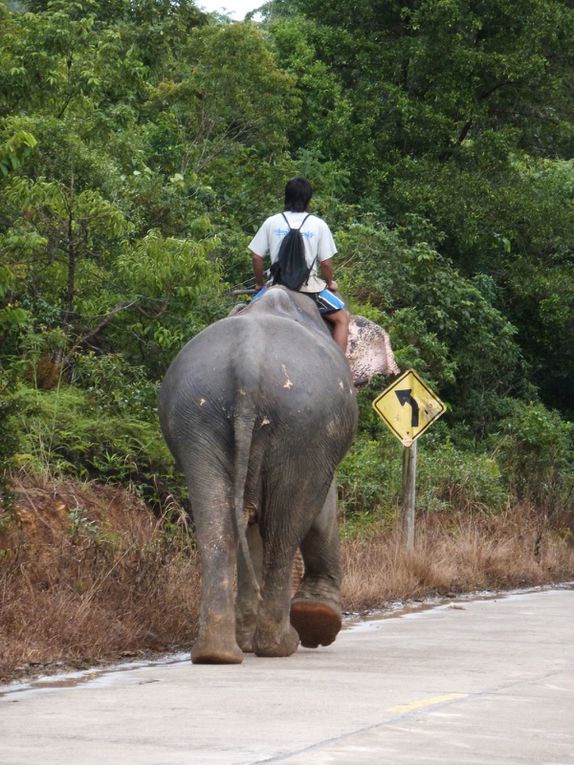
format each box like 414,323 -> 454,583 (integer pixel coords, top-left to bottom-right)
395,389 -> 419,428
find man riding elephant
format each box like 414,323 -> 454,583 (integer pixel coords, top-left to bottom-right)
249,176 -> 350,354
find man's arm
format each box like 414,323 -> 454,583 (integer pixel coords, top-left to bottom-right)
251,253 -> 266,289
319,258 -> 338,292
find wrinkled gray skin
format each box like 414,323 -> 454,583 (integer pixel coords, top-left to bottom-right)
159,287 -> 378,664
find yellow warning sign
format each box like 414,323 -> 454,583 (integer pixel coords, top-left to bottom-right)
372,369 -> 446,446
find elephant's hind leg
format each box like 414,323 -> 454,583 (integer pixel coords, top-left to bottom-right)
290,601 -> 341,649
187,470 -> 244,665
253,549 -> 300,658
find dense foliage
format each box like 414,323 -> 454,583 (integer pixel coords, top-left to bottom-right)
0,0 -> 572,519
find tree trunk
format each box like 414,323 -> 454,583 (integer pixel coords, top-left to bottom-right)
62,166 -> 75,330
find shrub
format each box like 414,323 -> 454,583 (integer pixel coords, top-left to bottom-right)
71,352 -> 159,420
338,430 -> 509,521
10,384 -> 183,504
337,434 -> 402,518
493,400 -> 573,512
0,379 -> 19,508
417,440 -> 509,513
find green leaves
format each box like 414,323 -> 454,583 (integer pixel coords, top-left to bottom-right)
337,218 -> 524,435
494,400 -> 573,508
0,130 -> 37,178
0,0 -> 571,512
117,229 -> 220,300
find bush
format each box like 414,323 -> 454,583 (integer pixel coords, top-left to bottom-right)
71,352 -> 159,420
10,384 -> 183,504
338,434 -> 402,518
0,378 -> 19,508
417,440 -> 509,513
336,220 -> 524,436
494,400 -> 573,511
338,429 -> 509,521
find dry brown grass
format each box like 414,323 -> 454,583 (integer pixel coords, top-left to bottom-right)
1,477 -> 573,682
341,506 -> 574,612
0,476 -> 200,681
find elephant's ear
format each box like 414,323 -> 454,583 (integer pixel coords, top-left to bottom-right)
346,315 -> 400,388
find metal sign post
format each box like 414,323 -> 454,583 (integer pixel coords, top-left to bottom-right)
372,369 -> 446,549
401,440 -> 417,550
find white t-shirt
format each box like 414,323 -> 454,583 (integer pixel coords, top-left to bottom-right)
248,211 -> 337,293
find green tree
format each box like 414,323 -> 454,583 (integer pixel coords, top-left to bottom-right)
265,1 -> 574,415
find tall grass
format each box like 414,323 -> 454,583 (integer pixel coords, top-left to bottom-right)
0,475 -> 199,680
341,506 -> 574,612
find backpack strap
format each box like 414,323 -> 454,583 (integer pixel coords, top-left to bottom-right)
299,214 -> 314,284
282,212 -> 311,231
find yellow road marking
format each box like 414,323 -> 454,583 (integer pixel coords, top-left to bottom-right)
389,693 -> 467,714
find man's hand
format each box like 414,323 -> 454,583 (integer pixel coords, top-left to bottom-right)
251,253 -> 266,289
320,258 -> 339,292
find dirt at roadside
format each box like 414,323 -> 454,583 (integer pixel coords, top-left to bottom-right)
0,476 -> 199,683
2,477 -> 157,547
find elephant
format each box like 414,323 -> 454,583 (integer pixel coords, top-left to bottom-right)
159,286 -> 398,664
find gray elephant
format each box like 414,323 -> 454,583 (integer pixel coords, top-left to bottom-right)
159,286 -> 397,664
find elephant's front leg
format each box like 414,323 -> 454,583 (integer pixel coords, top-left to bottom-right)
188,475 -> 243,664
290,480 -> 343,648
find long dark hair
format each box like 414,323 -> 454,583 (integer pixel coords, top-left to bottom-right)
284,176 -> 312,212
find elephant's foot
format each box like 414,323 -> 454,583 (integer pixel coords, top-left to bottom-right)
191,635 -> 244,664
290,599 -> 342,648
253,622 -> 300,658
236,605 -> 256,653
236,627 -> 255,653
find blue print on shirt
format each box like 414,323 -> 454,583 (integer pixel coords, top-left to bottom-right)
274,228 -> 314,240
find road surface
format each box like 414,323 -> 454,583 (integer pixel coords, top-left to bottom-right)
1,586 -> 573,764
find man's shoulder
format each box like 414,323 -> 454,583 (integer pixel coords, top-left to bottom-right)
264,212 -> 287,226
308,215 -> 333,238
294,212 -> 330,232
313,215 -> 330,230
298,212 -> 327,227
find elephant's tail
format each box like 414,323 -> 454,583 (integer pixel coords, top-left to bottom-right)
233,408 -> 262,602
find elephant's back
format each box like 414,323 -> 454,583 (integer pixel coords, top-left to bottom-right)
159,312 -> 357,464
162,311 -> 349,394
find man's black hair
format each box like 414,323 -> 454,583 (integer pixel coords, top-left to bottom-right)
284,176 -> 313,212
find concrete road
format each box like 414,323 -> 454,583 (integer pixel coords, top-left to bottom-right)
1,587 -> 573,765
